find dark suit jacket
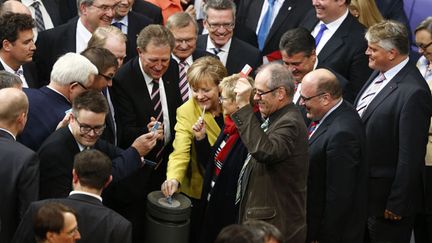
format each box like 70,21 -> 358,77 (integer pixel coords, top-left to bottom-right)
18,86 -> 71,151
301,11 -> 372,102
57,0 -> 78,24
34,17 -> 78,84
37,126 -> 142,199
196,35 -> 262,76
12,193 -> 132,243
232,103 -> 309,242
41,0 -> 62,27
307,101 -> 367,243
123,11 -> 152,64
236,0 -> 312,56
0,130 -> 39,243
354,62 -> 432,217
132,0 -> 163,25
163,49 -> 215,103
0,62 -> 40,88
109,56 -> 182,241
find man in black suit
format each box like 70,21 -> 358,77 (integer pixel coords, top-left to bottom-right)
132,0 -> 162,24
0,12 -> 40,88
236,0 -> 312,61
18,52 -> 98,151
21,0 -> 62,33
301,68 -> 367,242
196,0 -> 261,76
300,0 -> 372,103
34,0 -> 120,84
113,0 -> 152,63
165,12 -> 214,104
110,24 -> 181,242
354,21 -> 432,243
38,90 -> 160,199
0,88 -> 39,243
14,149 -> 133,243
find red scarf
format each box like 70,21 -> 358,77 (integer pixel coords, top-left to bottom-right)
214,115 -> 239,175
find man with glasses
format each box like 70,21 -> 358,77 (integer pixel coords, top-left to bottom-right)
19,52 -> 97,151
164,12 -> 214,104
300,68 -> 367,242
81,47 -> 119,145
196,0 -> 261,75
37,90 -> 161,200
232,62 -> 309,242
34,0 -> 121,84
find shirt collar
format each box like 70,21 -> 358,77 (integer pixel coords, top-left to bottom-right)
69,190 -> 103,202
0,128 -> 16,140
319,9 -> 349,31
77,17 -> 93,40
172,54 -> 193,66
207,35 -> 232,52
112,15 -> 129,27
382,57 -> 409,81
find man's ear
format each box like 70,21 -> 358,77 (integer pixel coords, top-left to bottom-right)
103,175 -> 113,188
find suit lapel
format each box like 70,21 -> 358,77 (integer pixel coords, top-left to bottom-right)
354,71 -> 379,105
318,15 -> 353,63
265,0 -> 294,47
247,0 -> 265,30
360,69 -> 405,121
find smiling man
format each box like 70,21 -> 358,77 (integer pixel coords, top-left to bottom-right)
232,62 -> 309,242
354,20 -> 432,243
37,90 -> 160,200
33,0 -> 121,84
0,12 -> 39,88
196,0 -> 261,75
110,24 -> 182,242
164,12 -> 214,103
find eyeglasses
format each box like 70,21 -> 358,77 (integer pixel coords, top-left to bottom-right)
254,87 -> 280,99
175,37 -> 196,45
99,73 -> 113,81
299,92 -> 325,102
417,41 -> 432,50
91,3 -> 118,12
219,96 -> 230,103
70,82 -> 88,90
207,22 -> 235,30
75,117 -> 106,135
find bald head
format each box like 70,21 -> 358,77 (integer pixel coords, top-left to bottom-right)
1,0 -> 31,15
302,68 -> 342,99
0,87 -> 28,129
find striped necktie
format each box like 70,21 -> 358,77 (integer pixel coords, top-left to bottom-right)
151,79 -> 164,123
178,61 -> 189,103
356,73 -> 386,117
32,1 -> 45,32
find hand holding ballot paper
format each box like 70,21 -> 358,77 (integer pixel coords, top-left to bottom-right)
192,105 -> 206,141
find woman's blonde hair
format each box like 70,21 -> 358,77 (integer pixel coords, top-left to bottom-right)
349,0 -> 383,28
187,56 -> 227,89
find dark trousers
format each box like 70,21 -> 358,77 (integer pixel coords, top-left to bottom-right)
367,216 -> 414,243
414,166 -> 432,243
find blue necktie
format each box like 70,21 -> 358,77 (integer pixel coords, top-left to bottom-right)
257,0 -> 276,51
315,23 -> 327,46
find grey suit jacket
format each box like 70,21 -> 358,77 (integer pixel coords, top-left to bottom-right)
231,103 -> 309,243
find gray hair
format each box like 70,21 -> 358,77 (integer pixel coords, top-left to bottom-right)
50,52 -> 98,86
415,16 -> 432,35
365,20 -> 409,55
77,0 -> 95,15
258,62 -> 295,98
166,12 -> 199,35
203,0 -> 236,21
0,70 -> 22,89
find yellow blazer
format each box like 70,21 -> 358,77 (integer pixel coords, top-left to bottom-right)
167,99 -> 221,199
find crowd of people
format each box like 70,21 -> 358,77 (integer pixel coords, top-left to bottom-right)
0,0 -> 431,242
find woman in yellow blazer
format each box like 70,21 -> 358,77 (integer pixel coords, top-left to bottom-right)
161,56 -> 227,198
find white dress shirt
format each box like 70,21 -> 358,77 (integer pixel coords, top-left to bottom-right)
206,36 -> 231,66
22,0 -> 54,40
312,10 -> 349,55
112,15 -> 128,34
139,58 -> 171,144
0,56 -> 29,88
76,18 -> 93,54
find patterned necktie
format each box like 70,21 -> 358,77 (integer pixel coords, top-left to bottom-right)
235,118 -> 270,204
257,0 -> 276,51
356,73 -> 386,117
308,120 -> 319,139
315,23 -> 327,46
213,48 -> 221,55
32,1 -> 45,32
178,61 -> 189,103
151,79 -> 164,123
